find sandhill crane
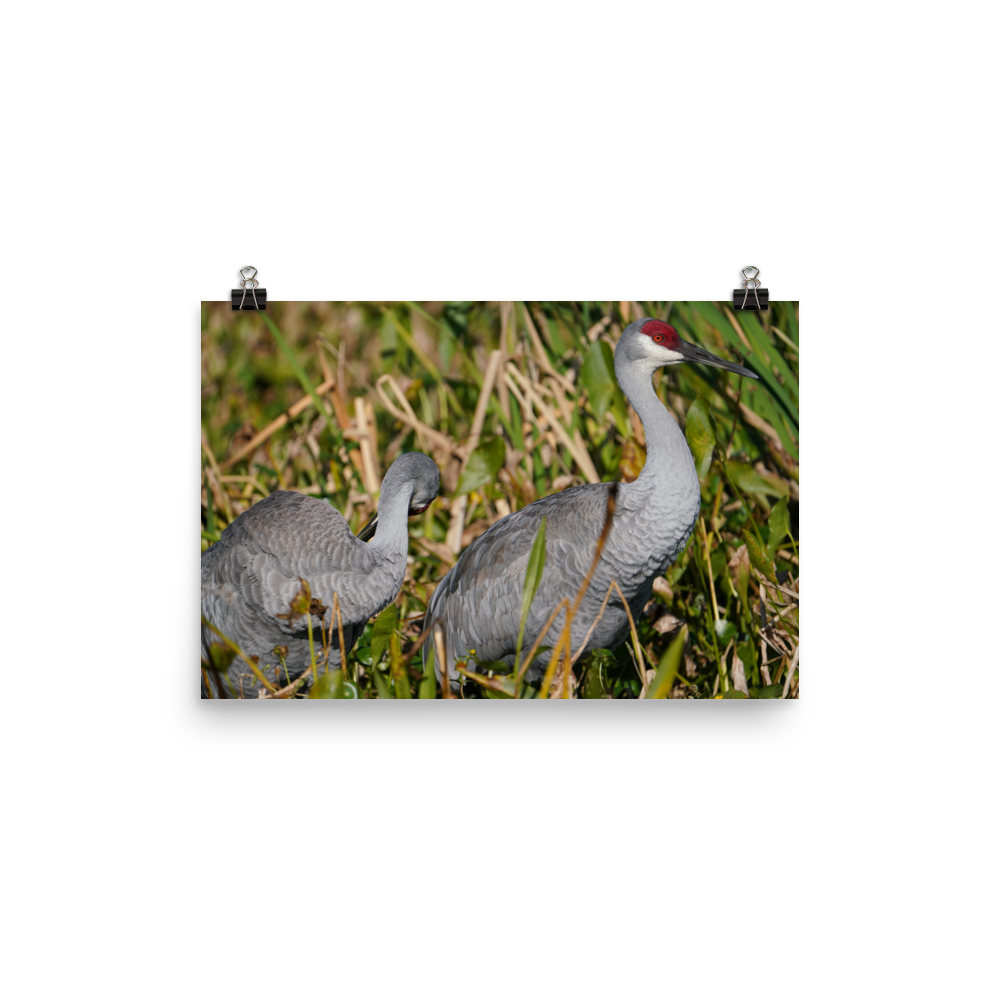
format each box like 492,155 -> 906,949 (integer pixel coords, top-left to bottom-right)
202,451 -> 439,697
425,318 -> 757,691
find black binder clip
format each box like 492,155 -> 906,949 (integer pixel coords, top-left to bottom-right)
733,266 -> 768,311
231,266 -> 267,311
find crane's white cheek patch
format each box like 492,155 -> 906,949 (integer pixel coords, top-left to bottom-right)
660,349 -> 684,363
645,343 -> 684,364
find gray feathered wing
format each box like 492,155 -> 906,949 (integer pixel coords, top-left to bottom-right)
427,483 -> 620,674
201,492 -> 398,691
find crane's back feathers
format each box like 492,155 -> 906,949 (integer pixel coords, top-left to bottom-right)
427,480 -> 696,683
202,491 -> 403,697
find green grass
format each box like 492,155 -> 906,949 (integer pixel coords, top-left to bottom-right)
201,300 -> 799,699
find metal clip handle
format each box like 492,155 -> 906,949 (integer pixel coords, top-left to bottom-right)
741,266 -> 761,310
239,266 -> 259,310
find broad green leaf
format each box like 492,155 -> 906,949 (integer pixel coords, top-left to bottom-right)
727,461 -> 789,507
515,516 -> 547,674
456,436 -> 505,495
667,561 -> 686,588
720,689 -> 748,698
749,684 -> 782,699
581,341 -> 628,435
471,659 -> 512,675
767,496 -> 790,561
372,668 -> 393,699
310,669 -> 358,699
685,397 -> 715,478
649,626 -> 686,699
309,671 -> 340,698
728,544 -> 750,612
710,547 -> 728,580
370,604 -> 397,668
743,528 -> 778,584
668,537 -> 694,587
737,639 -> 757,675
354,645 -> 373,668
458,668 -> 517,698
581,341 -> 618,422
714,619 -> 737,644
581,658 -> 608,699
207,642 -> 235,673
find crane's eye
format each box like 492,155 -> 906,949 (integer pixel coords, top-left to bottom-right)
654,335 -> 663,342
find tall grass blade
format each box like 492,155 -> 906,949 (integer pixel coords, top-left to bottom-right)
767,496 -> 791,561
514,515 -> 547,678
737,311 -> 799,408
372,668 -> 393,699
371,603 -> 397,669
389,633 -> 411,698
418,649 -> 436,699
648,626 -> 687,699
742,528 -> 778,584
726,307 -> 798,422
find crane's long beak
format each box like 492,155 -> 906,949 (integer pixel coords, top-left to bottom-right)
678,340 -> 758,379
357,502 -> 432,541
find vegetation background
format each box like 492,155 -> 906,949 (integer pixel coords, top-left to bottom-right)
201,301 -> 799,698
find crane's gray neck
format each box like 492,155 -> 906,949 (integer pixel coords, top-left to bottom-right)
614,355 -> 698,506
367,480 -> 414,559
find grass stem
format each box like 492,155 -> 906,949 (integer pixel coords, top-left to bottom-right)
699,517 -> 720,623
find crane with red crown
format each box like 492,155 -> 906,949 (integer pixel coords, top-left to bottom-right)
425,317 -> 758,691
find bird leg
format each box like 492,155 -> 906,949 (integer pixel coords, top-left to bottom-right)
434,625 -> 451,699
333,593 -> 346,680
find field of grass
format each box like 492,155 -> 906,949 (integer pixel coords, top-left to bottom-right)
201,301 -> 799,699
